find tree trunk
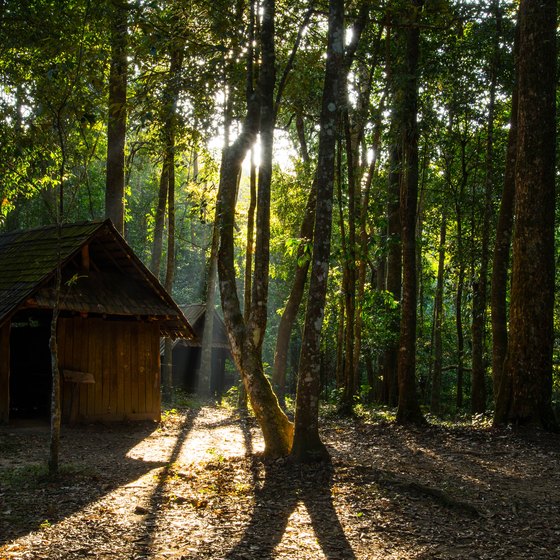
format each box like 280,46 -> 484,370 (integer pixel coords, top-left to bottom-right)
353,120 -> 382,401
48,224 -> 62,475
291,0 -> 344,462
491,23 -> 518,408
150,165 -> 168,279
271,180 -> 316,406
431,215 -> 446,415
471,4 -> 501,415
455,136 -> 468,411
396,0 -> 424,425
380,139 -> 401,406
495,0 -> 558,430
217,0 -> 293,457
160,47 -> 183,402
105,0 -> 127,235
162,135 -> 176,402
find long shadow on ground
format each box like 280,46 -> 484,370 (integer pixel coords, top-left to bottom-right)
131,409 -> 200,557
0,411 -> 199,546
225,457 -> 356,560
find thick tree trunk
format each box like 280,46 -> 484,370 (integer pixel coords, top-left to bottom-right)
396,0 -> 424,425
291,0 -> 343,462
218,132 -> 293,456
495,0 -> 558,430
105,0 -> 127,235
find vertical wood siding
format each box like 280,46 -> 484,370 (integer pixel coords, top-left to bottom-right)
59,318 -> 161,422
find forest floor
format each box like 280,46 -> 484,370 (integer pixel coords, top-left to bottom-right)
0,404 -> 559,560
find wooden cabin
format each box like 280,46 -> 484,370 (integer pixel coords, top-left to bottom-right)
0,220 -> 194,424
166,304 -> 235,399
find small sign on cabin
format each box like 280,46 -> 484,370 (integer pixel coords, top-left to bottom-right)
63,370 -> 95,384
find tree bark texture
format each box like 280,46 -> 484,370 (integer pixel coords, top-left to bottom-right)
248,0 -> 275,356
396,0 -> 424,425
496,0 -> 557,430
105,0 -> 128,235
217,0 -> 293,457
291,0 -> 344,462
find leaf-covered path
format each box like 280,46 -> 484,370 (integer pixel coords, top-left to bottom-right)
1,406 -> 559,559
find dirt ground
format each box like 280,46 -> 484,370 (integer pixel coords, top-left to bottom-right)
0,405 -> 559,559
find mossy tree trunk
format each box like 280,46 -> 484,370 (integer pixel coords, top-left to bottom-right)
291,0 -> 344,462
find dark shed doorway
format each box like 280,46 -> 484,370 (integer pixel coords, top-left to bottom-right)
9,311 -> 52,419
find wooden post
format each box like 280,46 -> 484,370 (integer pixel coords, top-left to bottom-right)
0,321 -> 10,424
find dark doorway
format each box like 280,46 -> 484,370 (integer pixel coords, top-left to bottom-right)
9,311 -> 52,419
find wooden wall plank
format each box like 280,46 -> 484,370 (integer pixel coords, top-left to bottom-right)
123,323 -> 132,418
0,322 -> 10,424
101,320 -> 110,416
130,322 -> 139,415
116,323 -> 125,415
108,322 -> 118,417
138,324 -> 147,413
149,323 -> 161,418
85,319 -> 95,417
78,319 -> 89,418
56,318 -> 161,423
91,319 -> 103,416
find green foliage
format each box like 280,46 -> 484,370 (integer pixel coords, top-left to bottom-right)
361,288 -> 400,354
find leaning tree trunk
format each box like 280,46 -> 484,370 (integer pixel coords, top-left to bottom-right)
291,0 -> 344,462
217,0 -> 293,457
495,0 -> 558,430
396,0 -> 424,425
105,0 -> 127,235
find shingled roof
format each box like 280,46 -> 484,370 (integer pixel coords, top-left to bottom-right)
179,304 -> 230,349
0,220 -> 194,339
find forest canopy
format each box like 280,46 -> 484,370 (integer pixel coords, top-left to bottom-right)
1,0 -> 558,457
